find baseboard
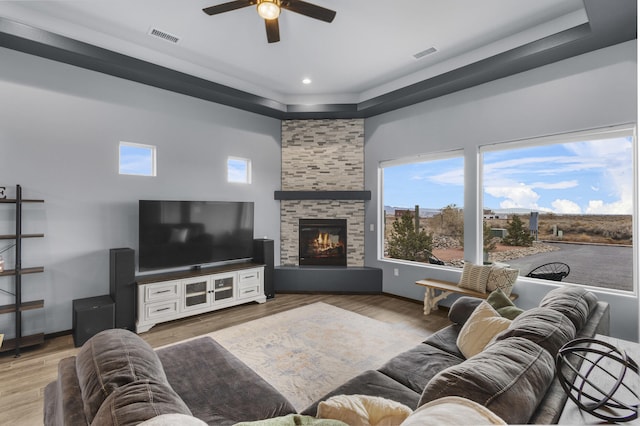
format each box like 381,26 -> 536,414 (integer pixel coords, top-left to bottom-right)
44,329 -> 72,340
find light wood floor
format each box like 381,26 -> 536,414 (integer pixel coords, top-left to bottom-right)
0,293 -> 449,426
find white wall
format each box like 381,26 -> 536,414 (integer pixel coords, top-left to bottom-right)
364,41 -> 639,341
0,47 -> 282,336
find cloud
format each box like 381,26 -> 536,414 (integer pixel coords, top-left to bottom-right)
485,183 -> 540,209
483,136 -> 633,215
551,199 -> 582,214
531,180 -> 579,190
585,199 -> 633,214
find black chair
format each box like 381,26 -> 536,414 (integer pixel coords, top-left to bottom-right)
427,251 -> 445,265
526,262 -> 570,281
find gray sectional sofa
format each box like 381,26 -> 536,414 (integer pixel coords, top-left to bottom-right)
44,285 -> 609,425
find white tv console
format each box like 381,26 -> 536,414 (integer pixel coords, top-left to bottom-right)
135,262 -> 266,333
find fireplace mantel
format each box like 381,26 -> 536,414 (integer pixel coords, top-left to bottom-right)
274,190 -> 371,201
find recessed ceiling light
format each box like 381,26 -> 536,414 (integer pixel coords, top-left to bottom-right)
302,78 -> 312,85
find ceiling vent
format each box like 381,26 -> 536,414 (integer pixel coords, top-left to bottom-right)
148,27 -> 180,44
413,47 -> 438,59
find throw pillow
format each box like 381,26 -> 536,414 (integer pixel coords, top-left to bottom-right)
486,266 -> 519,296
486,288 -> 524,320
458,262 -> 492,293
456,301 -> 511,358
317,394 -> 413,426
235,414 -> 348,425
400,396 -> 506,425
139,414 -> 208,426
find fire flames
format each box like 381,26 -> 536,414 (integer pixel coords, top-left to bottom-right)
312,232 -> 342,254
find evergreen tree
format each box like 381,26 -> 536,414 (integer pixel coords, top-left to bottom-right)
387,211 -> 433,261
483,221 -> 497,253
503,215 -> 534,247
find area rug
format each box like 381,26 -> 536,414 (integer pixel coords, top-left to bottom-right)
206,302 -> 426,411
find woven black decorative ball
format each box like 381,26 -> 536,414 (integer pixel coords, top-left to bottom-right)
556,338 -> 639,423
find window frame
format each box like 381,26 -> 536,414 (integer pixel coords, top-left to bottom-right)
378,149 -> 465,267
479,124 -> 638,294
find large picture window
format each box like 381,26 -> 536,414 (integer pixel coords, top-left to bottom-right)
481,126 -> 636,292
381,152 -> 464,267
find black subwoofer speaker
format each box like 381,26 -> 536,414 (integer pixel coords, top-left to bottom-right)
109,247 -> 136,331
253,238 -> 274,299
72,295 -> 115,347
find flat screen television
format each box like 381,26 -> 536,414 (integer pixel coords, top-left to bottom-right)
138,200 -> 254,272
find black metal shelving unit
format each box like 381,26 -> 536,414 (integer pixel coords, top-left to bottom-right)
0,185 -> 44,356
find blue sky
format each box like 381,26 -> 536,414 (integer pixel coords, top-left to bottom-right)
227,158 -> 249,183
119,144 -> 154,176
384,136 -> 634,215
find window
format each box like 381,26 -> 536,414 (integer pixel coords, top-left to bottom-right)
481,126 -> 636,292
380,152 -> 464,267
119,142 -> 156,176
227,157 -> 251,184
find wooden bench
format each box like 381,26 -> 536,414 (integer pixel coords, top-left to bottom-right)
415,278 -> 518,315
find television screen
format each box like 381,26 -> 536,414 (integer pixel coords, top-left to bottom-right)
138,200 -> 254,272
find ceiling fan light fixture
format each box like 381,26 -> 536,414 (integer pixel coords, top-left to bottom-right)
257,0 -> 281,20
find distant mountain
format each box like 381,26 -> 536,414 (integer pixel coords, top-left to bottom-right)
493,208 -> 543,215
384,206 -> 543,217
384,206 -> 442,217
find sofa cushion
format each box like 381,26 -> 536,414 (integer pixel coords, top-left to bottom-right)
401,396 -> 506,425
378,343 -> 463,394
486,288 -> 523,320
456,301 -> 511,359
422,325 -> 465,358
91,380 -> 192,426
419,337 -> 555,425
493,307 -> 576,356
301,370 -> 420,417
539,285 -> 598,331
157,337 -> 297,425
448,297 -> 483,325
458,262 -> 492,293
317,394 -> 412,426
75,329 -> 168,424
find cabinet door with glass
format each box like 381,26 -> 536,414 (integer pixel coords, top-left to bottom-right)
211,272 -> 235,304
181,276 -> 212,312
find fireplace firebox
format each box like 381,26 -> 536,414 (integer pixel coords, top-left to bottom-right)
299,219 -> 347,266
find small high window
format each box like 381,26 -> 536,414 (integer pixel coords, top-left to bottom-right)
227,157 -> 251,184
119,142 -> 156,176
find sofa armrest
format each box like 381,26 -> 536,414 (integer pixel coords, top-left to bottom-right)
528,300 -> 610,424
44,356 -> 87,426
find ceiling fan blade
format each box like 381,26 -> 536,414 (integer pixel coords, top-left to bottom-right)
265,18 -> 280,43
202,0 -> 255,16
281,0 -> 336,23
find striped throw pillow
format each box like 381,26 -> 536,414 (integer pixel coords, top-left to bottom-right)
458,262 -> 492,293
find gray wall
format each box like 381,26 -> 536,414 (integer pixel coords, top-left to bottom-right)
0,47 -> 282,336
364,41 -> 639,341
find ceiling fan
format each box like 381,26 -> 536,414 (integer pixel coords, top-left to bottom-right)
202,0 -> 336,43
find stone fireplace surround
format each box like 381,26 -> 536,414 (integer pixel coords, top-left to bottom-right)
279,119 -> 366,267
275,119 -> 382,293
